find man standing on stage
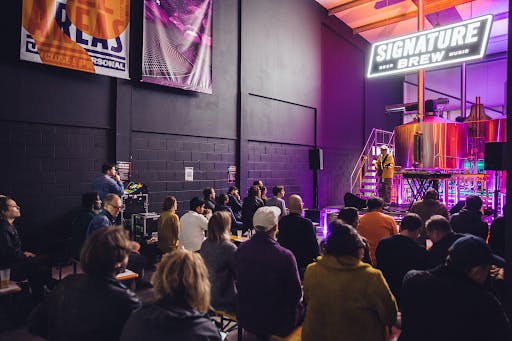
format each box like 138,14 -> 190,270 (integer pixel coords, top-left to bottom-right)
375,145 -> 394,204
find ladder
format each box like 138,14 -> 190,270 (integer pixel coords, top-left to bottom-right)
349,129 -> 395,199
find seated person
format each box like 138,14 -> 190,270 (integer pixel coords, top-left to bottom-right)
425,215 -> 465,269
375,213 -> 427,306
215,194 -> 243,234
277,194 -> 319,279
120,249 -> 222,340
71,192 -> 101,259
234,206 -> 304,338
0,196 -> 53,301
265,185 -> 287,218
157,196 -> 180,253
302,220 -> 397,341
338,207 -> 372,264
179,197 -> 210,252
203,187 -> 216,211
227,186 -> 242,220
399,236 -> 511,341
200,211 -> 237,313
28,227 -> 141,340
86,194 -> 147,287
241,185 -> 264,232
450,195 -> 489,240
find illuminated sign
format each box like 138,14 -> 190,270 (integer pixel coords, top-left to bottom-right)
367,15 -> 493,78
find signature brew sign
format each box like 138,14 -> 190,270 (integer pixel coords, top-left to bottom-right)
367,15 -> 493,78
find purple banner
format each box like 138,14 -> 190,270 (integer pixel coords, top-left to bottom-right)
142,0 -> 212,93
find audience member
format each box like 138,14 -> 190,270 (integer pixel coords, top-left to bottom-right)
375,213 -> 427,306
179,197 -> 210,252
277,194 -> 319,278
241,185 -> 264,232
253,179 -> 264,188
265,185 -> 287,218
410,188 -> 449,246
200,211 -> 237,314
157,196 -> 180,254
399,235 -> 511,341
358,197 -> 398,264
409,188 -> 449,222
302,220 -> 397,341
450,195 -> 489,240
0,196 -> 53,300
234,207 -> 304,338
28,227 -> 141,340
203,187 -> 216,211
87,193 -> 123,237
86,194 -> 146,286
425,215 -> 465,268
215,194 -> 243,233
260,185 -> 268,204
91,162 -> 124,200
489,208 -> 506,258
227,185 -> 242,220
121,249 -> 222,341
338,206 -> 372,264
71,192 -> 101,259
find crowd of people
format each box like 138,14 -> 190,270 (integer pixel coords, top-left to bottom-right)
0,165 -> 511,340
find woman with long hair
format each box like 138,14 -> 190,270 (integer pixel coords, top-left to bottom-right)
200,211 -> 237,313
121,249 -> 222,340
157,195 -> 180,253
302,220 -> 397,341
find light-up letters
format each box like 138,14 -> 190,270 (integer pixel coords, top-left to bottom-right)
367,15 -> 493,78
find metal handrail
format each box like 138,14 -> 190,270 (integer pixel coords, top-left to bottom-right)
349,128 -> 395,194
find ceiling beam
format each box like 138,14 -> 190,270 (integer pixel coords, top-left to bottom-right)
328,0 -> 376,15
353,0 -> 473,34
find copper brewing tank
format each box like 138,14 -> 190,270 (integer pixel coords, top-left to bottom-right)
465,118 -> 507,142
394,116 -> 468,169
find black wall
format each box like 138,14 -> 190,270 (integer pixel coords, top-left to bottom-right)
0,0 -> 402,249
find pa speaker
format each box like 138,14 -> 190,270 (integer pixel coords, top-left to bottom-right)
344,192 -> 367,210
485,142 -> 506,170
309,148 -> 323,170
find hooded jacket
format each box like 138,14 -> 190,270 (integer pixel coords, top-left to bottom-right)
120,301 -> 222,341
450,209 -> 489,240
302,255 -> 397,341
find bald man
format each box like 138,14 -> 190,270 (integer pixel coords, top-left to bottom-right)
277,195 -> 320,278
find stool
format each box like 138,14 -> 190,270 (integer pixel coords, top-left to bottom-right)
210,309 -> 243,341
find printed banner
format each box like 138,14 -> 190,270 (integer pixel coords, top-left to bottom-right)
20,0 -> 130,79
142,0 -> 212,94
367,15 -> 493,78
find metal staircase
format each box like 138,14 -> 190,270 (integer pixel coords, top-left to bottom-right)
349,129 -> 395,199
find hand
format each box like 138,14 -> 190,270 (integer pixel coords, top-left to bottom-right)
490,266 -> 504,280
204,208 -> 212,216
23,251 -> 36,258
114,174 -> 121,182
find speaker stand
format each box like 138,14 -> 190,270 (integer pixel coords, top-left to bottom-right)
494,170 -> 500,218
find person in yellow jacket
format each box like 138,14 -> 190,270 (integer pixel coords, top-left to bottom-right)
302,220 -> 397,341
375,145 -> 394,204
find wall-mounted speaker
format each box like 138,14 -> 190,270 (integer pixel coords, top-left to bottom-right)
484,142 -> 506,170
309,148 -> 323,170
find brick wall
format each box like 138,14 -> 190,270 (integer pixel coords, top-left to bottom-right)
246,141 -> 314,208
131,132 -> 236,216
0,120 -> 110,249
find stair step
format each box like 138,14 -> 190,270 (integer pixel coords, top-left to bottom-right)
359,188 -> 376,193
363,175 -> 376,179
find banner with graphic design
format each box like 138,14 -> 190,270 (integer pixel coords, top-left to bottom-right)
142,0 -> 212,94
20,0 -> 130,79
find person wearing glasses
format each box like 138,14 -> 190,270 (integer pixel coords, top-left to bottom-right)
0,196 -> 53,300
86,193 -> 147,288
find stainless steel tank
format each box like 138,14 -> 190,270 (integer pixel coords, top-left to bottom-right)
394,116 -> 468,169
